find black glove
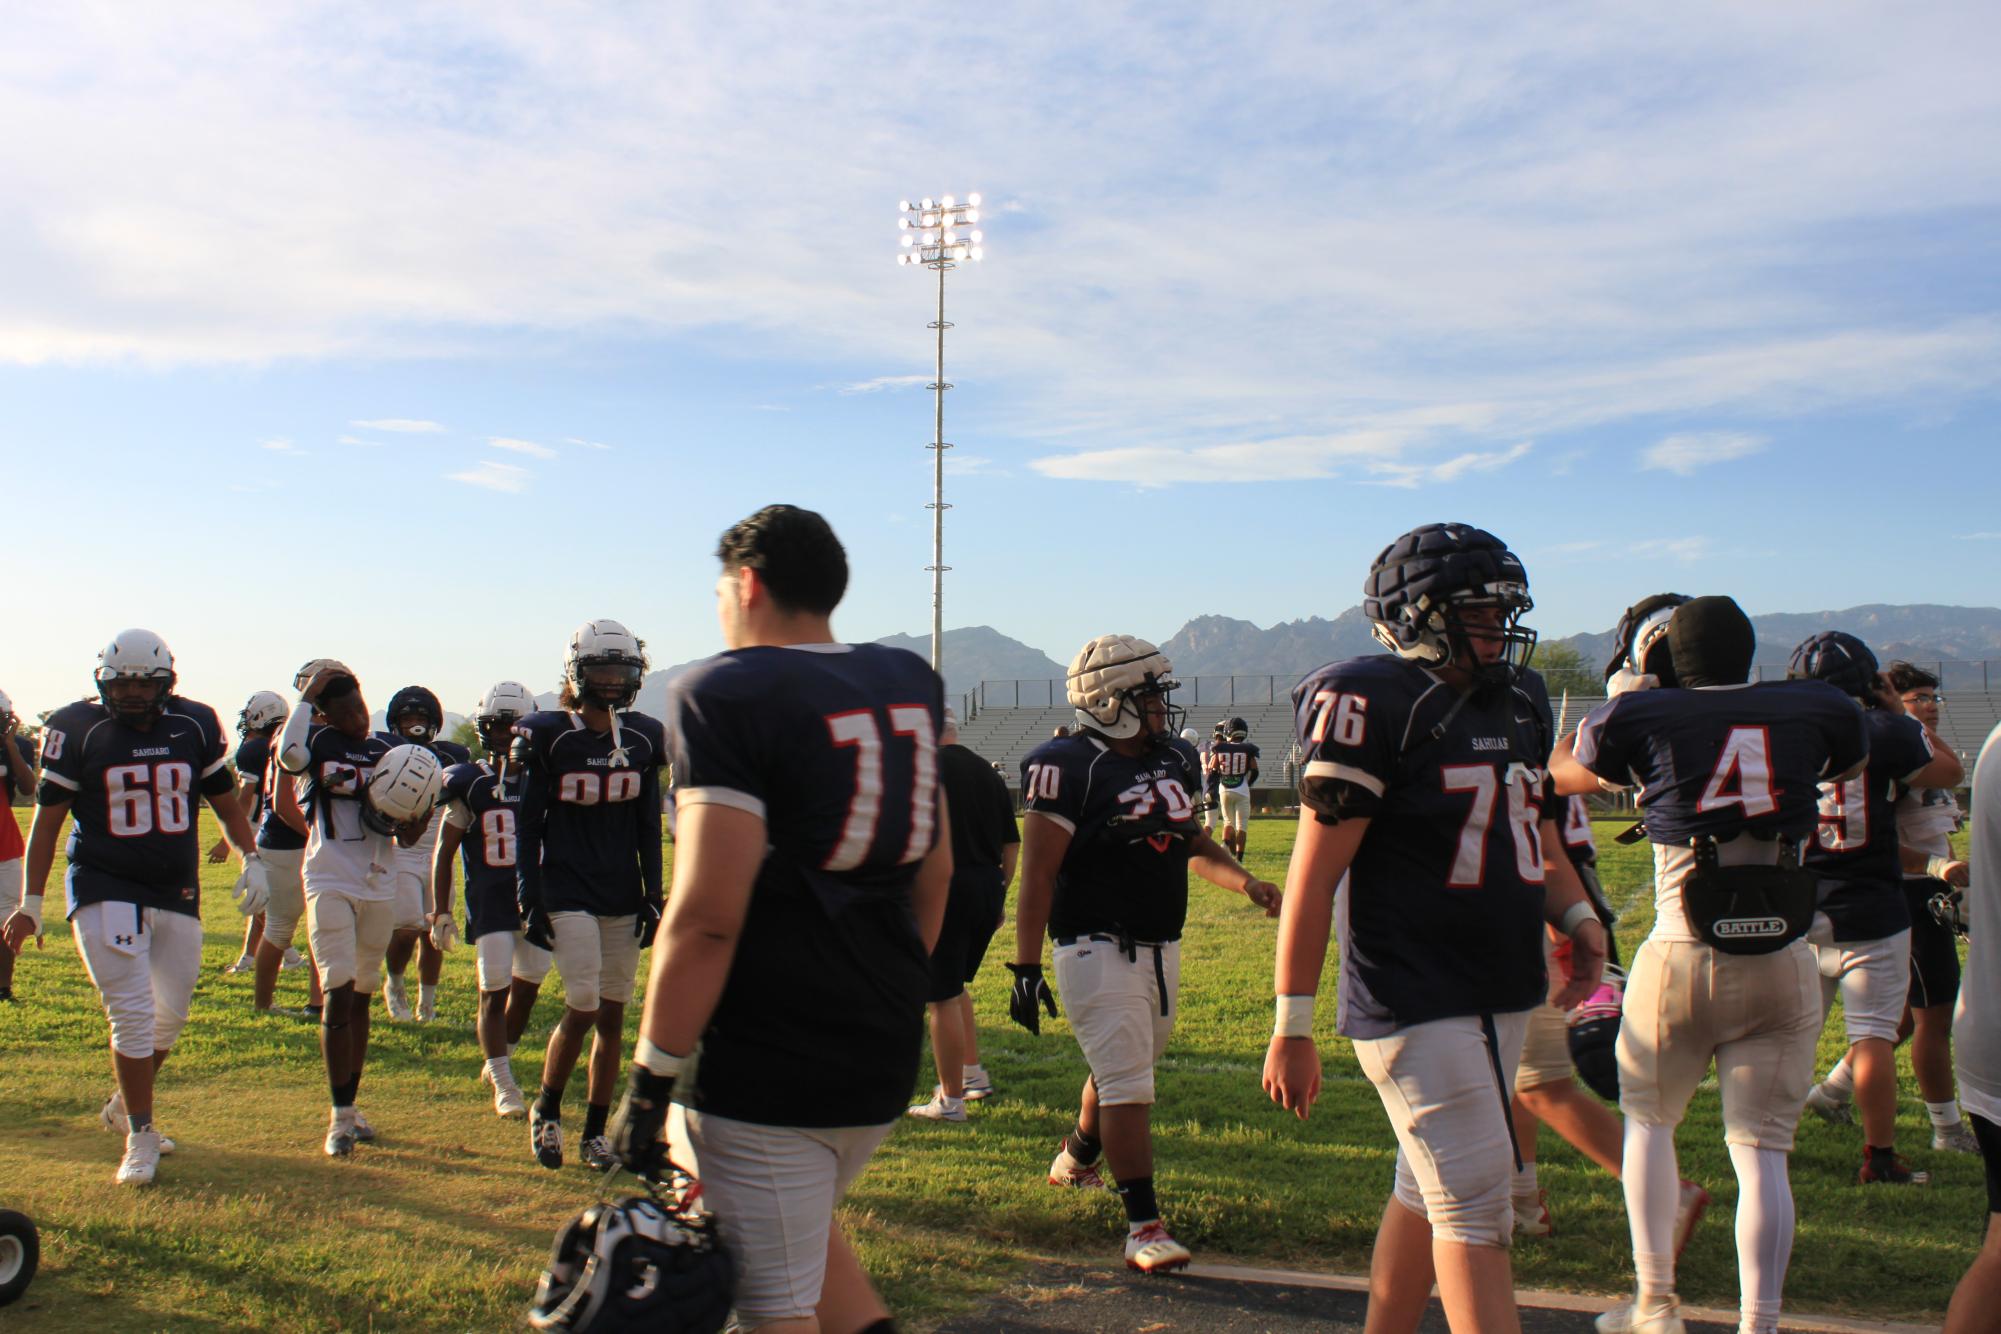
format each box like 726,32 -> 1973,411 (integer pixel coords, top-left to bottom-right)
520,900 -> 555,951
1006,962 -> 1058,1035
608,1063 -> 676,1180
636,897 -> 662,948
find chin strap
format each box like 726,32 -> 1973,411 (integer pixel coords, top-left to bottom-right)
607,709 -> 630,768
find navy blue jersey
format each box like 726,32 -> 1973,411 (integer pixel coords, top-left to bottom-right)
1022,732 -> 1204,943
1292,657 -> 1555,1038
373,732 -> 471,770
1572,683 -> 1865,847
39,697 -> 231,918
513,710 -> 664,916
1201,744 -> 1221,799
1210,740 -> 1261,791
1804,707 -> 1936,941
1557,794 -> 1598,870
237,731 -> 305,852
668,642 -> 944,1128
0,732 -> 33,805
441,760 -> 524,940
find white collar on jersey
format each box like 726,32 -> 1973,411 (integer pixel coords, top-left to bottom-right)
777,643 -> 853,654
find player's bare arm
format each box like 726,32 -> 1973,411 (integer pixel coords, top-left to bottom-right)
1185,827 -> 1280,915
3,795 -> 71,954
633,802 -> 765,1057
1013,811 -> 1071,966
1262,813 -> 1369,1120
911,787 -> 953,954
431,818 -> 465,922
1538,817 -> 1607,1009
1549,731 -> 1616,797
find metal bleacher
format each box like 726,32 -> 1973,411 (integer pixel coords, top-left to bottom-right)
961,668 -> 2001,788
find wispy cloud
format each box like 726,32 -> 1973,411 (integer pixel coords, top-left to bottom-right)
564,437 -> 613,450
338,434 -> 382,448
259,437 -> 303,454
1641,432 -> 1768,476
1366,442 -> 1533,489
351,418 -> 445,434
835,375 -> 931,395
489,436 -> 556,459
1958,532 -> 2001,541
1630,536 -> 1714,562
446,460 -> 529,493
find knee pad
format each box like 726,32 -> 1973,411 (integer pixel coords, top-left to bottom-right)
105,1006 -> 156,1060
262,907 -> 302,951
153,1003 -> 190,1054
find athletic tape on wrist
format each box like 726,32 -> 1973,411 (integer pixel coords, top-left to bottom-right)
1275,994 -> 1315,1039
1558,899 -> 1597,938
20,894 -> 43,931
634,1038 -> 686,1077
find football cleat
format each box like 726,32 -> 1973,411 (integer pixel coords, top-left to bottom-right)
1514,1188 -> 1552,1238
281,947 -> 307,971
1595,1296 -> 1686,1334
115,1130 -> 162,1186
1934,1122 -> 1980,1154
581,1135 -> 617,1172
324,1124 -> 358,1158
1123,1222 -> 1192,1274
350,1109 -> 375,1143
1673,1180 -> 1709,1261
532,1108 -> 564,1170
493,1075 -> 528,1119
906,1088 -> 968,1122
416,993 -> 436,1023
1048,1143 -> 1109,1190
1803,1083 -> 1854,1126
383,975 -> 414,1022
961,1067 -> 995,1101
1858,1149 -> 1928,1186
98,1092 -> 175,1154
223,954 -> 255,976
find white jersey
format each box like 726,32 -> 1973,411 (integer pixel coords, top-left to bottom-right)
1954,722 -> 2001,1122
1895,784 -> 1961,862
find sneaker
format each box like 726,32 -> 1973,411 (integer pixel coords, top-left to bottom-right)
907,1088 -> 968,1122
962,1067 -> 995,1101
1859,1149 -> 1929,1185
350,1109 -> 375,1143
281,947 -> 307,971
99,1092 -> 176,1154
1595,1296 -> 1686,1334
324,1121 -> 358,1158
493,1075 -> 528,1119
1513,1188 -> 1552,1238
416,993 -> 437,1023
1123,1221 -> 1192,1274
1048,1143 -> 1109,1190
1672,1180 -> 1709,1261
0,987 -> 16,1002
116,1129 -> 162,1185
383,975 -> 413,1022
532,1108 -> 564,1169
1934,1121 -> 1980,1154
1804,1083 -> 1855,1126
222,954 -> 254,976
581,1135 -> 616,1171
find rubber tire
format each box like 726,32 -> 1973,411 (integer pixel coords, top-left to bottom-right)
0,1209 -> 38,1307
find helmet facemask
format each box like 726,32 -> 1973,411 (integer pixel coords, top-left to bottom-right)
97,668 -> 174,725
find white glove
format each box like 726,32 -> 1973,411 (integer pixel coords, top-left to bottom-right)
429,915 -> 459,952
1606,668 -> 1659,697
231,855 -> 271,917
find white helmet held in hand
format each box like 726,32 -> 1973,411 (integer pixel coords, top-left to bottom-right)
1067,634 -> 1180,742
363,743 -> 444,836
239,690 -> 288,734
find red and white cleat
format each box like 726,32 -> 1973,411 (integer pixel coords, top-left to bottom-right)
1124,1222 -> 1192,1274
1515,1187 -> 1553,1238
1048,1144 -> 1108,1190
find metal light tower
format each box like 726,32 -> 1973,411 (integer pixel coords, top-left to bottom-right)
897,193 -> 984,673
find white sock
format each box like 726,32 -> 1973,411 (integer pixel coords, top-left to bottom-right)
1623,1120 -> 1681,1298
485,1055 -> 514,1083
331,1105 -> 355,1127
1822,1057 -> 1855,1100
963,1063 -> 985,1077
1928,1100 -> 1963,1129
1727,1142 -> 1793,1334
1513,1162 -> 1539,1197
419,983 -> 437,1007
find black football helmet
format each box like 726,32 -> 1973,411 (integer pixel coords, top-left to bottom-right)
386,685 -> 445,742
528,1188 -> 733,1333
1227,716 -> 1248,741
1363,523 -> 1536,688
1566,966 -> 1625,1102
1787,631 -> 1881,703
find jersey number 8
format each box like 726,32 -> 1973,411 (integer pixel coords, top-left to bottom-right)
106,762 -> 195,838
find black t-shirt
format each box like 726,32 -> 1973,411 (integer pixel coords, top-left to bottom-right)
1804,707 -> 1936,941
940,742 -> 1017,880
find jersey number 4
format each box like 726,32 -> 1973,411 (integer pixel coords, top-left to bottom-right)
824,706 -> 938,872
106,762 -> 195,838
1696,726 -> 1779,818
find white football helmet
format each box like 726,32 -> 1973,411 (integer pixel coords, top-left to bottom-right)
475,680 -> 537,759
239,690 -> 288,735
363,743 -> 444,836
293,658 -> 355,694
95,629 -> 176,722
0,686 -> 12,715
564,619 -> 647,711
1067,634 -> 1181,742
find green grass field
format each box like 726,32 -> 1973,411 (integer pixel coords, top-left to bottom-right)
0,814 -> 1981,1330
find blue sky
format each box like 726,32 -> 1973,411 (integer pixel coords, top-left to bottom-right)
6,3 -> 2000,721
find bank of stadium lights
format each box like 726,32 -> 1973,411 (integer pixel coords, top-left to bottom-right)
895,193 -> 985,673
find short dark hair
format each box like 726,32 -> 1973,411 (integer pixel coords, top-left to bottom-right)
716,505 -> 848,615
1886,661 -> 1939,693
319,674 -> 360,703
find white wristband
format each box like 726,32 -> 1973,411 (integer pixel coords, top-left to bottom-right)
20,894 -> 43,932
634,1038 -> 687,1077
1928,856 -> 1955,881
1275,994 -> 1315,1039
1558,900 -> 1597,938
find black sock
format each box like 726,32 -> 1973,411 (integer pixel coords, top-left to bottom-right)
536,1085 -> 563,1119
857,1320 -> 898,1334
331,1076 -> 353,1108
127,1111 -> 153,1135
1867,1144 -> 1898,1165
1064,1126 -> 1103,1165
584,1103 -> 610,1139
336,1074 -> 360,1106
1117,1175 -> 1159,1227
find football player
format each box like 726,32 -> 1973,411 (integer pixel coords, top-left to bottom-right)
514,619 -> 665,1173
378,685 -> 471,1022
1203,719 -> 1227,837
218,692 -> 280,977
1015,634 -> 1279,1274
0,687 -> 34,1003
1790,633 -> 1964,1183
278,661 -> 441,1157
1264,524 -> 1608,1334
1,631 -> 263,1185
1210,716 -> 1260,859
1946,717 -> 2001,1334
608,504 -> 952,1333
224,691 -> 320,1012
1884,662 -> 1976,1152
1552,597 -> 1869,1334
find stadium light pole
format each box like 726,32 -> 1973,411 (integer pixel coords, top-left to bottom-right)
897,193 -> 984,674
